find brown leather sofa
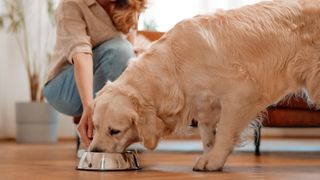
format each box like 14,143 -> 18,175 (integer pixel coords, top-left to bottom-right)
138,30 -> 164,42
254,96 -> 320,155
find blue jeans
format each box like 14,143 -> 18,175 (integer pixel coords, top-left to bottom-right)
44,37 -> 134,116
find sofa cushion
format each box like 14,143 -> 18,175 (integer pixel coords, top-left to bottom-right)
138,31 -> 164,41
263,108 -> 320,127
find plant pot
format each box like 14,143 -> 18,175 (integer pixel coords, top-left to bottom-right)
15,102 -> 58,143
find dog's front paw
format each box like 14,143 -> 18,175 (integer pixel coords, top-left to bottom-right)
193,155 -> 223,172
193,156 -> 208,171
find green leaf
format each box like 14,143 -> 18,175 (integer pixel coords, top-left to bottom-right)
47,0 -> 54,16
0,17 -> 4,29
143,20 -> 158,31
47,0 -> 55,25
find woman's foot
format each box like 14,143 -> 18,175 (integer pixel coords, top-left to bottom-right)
74,116 -> 85,158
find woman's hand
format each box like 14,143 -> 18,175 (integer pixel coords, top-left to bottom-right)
77,106 -> 94,147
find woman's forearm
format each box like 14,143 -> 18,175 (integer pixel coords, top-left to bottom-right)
73,52 -> 93,109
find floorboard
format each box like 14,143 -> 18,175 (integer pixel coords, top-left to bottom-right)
0,141 -> 319,180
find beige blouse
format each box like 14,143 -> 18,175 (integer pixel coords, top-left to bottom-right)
46,0 -> 121,83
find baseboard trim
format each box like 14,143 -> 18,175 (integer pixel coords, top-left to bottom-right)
0,137 -> 76,142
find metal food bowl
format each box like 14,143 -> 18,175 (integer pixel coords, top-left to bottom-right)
77,151 -> 141,171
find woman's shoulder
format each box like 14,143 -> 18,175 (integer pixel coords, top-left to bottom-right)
56,0 -> 86,17
58,0 -> 86,8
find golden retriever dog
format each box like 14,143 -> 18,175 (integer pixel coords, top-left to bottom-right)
89,0 -> 320,171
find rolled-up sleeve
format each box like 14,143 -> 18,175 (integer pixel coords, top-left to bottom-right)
55,1 -> 92,64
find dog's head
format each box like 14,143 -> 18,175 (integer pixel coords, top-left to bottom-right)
89,82 -> 165,153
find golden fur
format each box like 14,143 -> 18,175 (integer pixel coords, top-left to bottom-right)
90,0 -> 320,171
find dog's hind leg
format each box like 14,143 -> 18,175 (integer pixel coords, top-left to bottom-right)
193,90 -> 265,171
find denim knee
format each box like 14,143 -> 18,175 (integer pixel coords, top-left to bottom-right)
93,37 -> 134,92
93,37 -> 134,69
43,78 -> 83,116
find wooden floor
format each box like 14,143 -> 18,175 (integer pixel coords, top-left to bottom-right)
1,141 -> 320,180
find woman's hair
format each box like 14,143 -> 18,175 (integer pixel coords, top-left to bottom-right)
108,0 -> 147,33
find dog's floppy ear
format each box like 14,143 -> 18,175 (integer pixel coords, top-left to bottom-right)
117,84 -> 165,150
133,108 -> 165,150
130,102 -> 165,150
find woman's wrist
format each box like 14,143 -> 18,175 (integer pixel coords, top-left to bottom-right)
82,100 -> 93,111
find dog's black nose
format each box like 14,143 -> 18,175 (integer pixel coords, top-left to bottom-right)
90,147 -> 104,153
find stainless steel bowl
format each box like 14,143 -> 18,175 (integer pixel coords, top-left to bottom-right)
77,151 -> 141,171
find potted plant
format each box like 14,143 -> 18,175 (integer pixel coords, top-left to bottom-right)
0,0 -> 58,143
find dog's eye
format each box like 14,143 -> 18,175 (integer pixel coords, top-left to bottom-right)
109,128 -> 121,136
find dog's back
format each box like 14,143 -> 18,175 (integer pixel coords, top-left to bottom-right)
153,0 -> 320,105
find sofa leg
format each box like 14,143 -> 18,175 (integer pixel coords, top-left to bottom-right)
254,125 -> 261,156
